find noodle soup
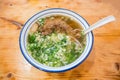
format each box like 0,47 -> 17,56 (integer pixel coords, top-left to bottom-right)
27,15 -> 86,67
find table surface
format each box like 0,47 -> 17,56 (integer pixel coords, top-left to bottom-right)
0,0 -> 120,80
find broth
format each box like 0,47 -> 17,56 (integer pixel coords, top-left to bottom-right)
27,15 -> 86,67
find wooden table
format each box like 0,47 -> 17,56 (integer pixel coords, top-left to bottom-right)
0,0 -> 120,80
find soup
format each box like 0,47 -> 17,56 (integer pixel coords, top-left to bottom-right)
27,15 -> 86,67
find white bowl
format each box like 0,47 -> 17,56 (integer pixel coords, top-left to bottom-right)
19,8 -> 94,72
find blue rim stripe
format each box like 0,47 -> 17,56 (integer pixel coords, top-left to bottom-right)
19,8 -> 94,72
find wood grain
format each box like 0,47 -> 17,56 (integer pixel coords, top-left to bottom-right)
0,0 -> 120,80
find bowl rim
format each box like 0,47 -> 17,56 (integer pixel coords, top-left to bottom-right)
19,8 -> 94,72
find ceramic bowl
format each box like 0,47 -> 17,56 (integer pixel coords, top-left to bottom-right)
19,8 -> 94,72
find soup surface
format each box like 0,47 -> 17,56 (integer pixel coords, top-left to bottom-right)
27,15 -> 86,67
